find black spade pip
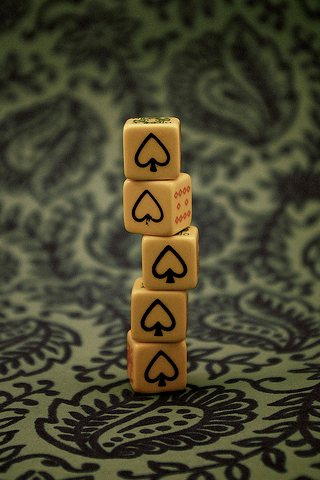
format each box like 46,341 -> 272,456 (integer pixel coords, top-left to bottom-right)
132,190 -> 164,225
144,350 -> 179,387
152,245 -> 187,283
141,299 -> 176,336
135,133 -> 170,172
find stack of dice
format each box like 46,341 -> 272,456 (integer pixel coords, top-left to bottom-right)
123,117 -> 199,393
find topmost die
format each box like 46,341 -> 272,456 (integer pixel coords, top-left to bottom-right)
123,117 -> 181,180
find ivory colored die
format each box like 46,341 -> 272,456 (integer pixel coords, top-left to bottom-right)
127,330 -> 187,393
142,225 -> 199,290
131,277 -> 188,343
123,117 -> 181,180
123,173 -> 192,236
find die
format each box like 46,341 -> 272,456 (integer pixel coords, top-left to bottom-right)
142,225 -> 199,290
123,173 -> 192,236
131,277 -> 188,343
123,117 -> 181,180
127,330 -> 187,393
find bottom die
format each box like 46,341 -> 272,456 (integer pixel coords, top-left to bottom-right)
127,330 -> 187,394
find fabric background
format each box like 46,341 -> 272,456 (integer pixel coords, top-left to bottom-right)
0,1 -> 320,479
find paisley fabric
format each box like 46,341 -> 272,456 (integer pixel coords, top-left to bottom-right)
0,1 -> 320,478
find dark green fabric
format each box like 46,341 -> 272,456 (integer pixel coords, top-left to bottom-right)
0,1 -> 320,478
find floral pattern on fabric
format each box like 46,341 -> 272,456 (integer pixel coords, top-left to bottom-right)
0,0 -> 320,478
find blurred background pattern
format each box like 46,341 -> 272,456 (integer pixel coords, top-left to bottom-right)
0,1 -> 320,479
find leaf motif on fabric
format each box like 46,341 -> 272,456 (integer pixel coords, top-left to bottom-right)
0,318 -> 80,381
189,288 -> 320,352
303,234 -> 320,279
36,382 -> 257,458
0,94 -> 106,202
167,15 -> 297,145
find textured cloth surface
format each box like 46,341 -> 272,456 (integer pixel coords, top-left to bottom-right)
0,1 -> 320,479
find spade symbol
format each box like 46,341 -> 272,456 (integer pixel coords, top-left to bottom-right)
135,133 -> 170,172
141,299 -> 176,336
144,350 -> 179,387
132,190 -> 164,225
152,245 -> 187,283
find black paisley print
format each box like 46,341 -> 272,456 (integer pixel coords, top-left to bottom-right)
0,1 -> 319,479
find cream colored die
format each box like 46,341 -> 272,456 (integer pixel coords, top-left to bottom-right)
142,225 -> 199,290
123,117 -> 181,180
127,330 -> 187,393
123,173 -> 192,236
131,277 -> 187,343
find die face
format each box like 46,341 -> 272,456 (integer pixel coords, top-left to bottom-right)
123,117 -> 181,180
131,278 -> 188,343
127,330 -> 187,393
142,226 -> 199,290
123,173 -> 192,236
